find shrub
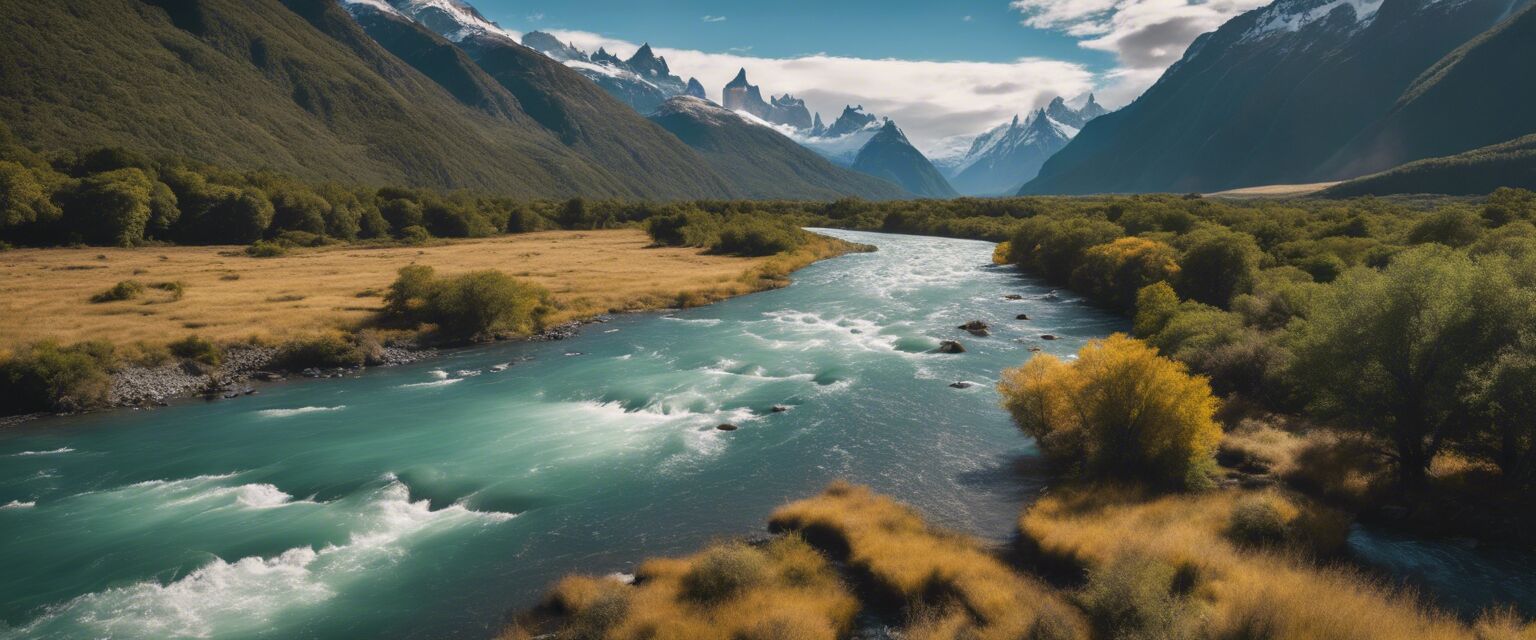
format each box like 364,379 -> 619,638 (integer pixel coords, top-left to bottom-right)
90,279 -> 144,303
167,334 -> 220,366
149,280 -> 185,300
382,266 -> 552,340
274,333 -> 365,370
399,225 -> 430,245
61,168 -> 154,246
1069,237 -> 1180,311
680,542 -> 770,604
1175,227 -> 1261,307
713,217 -> 806,256
0,341 -> 115,414
998,334 -> 1222,489
1226,494 -> 1293,547
1077,553 -> 1197,640
245,240 -> 287,257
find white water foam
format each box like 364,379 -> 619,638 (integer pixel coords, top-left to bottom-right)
1,500 -> 35,509
10,447 -> 75,456
5,478 -> 513,639
399,378 -> 462,389
256,406 -> 346,418
427,369 -> 450,380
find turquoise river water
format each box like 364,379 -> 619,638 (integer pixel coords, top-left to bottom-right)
0,230 -> 1530,638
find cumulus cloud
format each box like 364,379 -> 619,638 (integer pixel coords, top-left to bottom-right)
547,29 -> 1096,155
1011,0 -> 1269,100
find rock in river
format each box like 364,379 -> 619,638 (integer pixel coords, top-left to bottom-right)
716,423 -> 739,431
938,340 -> 966,354
949,381 -> 974,389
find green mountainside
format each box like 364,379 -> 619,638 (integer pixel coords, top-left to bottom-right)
851,121 -> 957,199
1322,134 -> 1536,196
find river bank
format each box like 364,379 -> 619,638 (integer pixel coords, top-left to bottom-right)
2,229 -> 866,421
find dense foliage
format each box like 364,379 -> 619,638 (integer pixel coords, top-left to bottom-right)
383,266 -> 553,340
999,334 -> 1222,489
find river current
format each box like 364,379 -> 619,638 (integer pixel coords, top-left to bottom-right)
2,229 -> 1529,638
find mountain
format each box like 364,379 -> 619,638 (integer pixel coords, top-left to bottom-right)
720,69 -> 814,129
516,33 -> 690,113
362,2 -> 735,196
851,121 -> 958,198
684,77 -> 708,100
940,96 -> 1107,196
1322,133 -> 1536,196
648,97 -> 908,200
0,0 -> 736,198
1021,0 -> 1518,195
793,107 -> 884,166
949,110 -> 1078,196
1045,95 -> 1107,129
1325,0 -> 1536,178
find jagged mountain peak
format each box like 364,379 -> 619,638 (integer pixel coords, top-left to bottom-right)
728,68 -> 750,86
684,77 -> 707,100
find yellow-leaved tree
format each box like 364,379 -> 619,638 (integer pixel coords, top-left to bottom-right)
998,334 -> 1221,489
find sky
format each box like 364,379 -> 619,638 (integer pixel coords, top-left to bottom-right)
472,0 -> 1273,155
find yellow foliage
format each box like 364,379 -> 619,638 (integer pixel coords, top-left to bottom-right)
998,334 -> 1222,488
1016,486 -> 1529,640
1069,237 -> 1180,310
769,482 -> 1088,640
992,241 -> 1012,265
508,535 -> 858,640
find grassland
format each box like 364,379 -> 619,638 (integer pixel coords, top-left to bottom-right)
0,229 -> 852,351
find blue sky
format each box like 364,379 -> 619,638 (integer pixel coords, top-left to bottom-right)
462,0 -> 1273,154
475,0 -> 1117,71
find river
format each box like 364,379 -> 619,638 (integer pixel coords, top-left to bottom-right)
0,230 -> 1124,639
3,229 -> 1530,639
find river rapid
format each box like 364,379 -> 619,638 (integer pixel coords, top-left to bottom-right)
0,230 -> 1123,639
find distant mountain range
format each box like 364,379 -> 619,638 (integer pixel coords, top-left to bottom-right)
941,97 -> 1105,196
1022,0 -> 1535,195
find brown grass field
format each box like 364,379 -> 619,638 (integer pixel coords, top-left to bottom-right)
0,229 -> 842,351
1205,182 -> 1341,198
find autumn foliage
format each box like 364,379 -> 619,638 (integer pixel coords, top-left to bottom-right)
998,334 -> 1222,489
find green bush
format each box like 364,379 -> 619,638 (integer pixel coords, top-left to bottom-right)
90,279 -> 144,303
167,334 -> 220,366
680,543 -> 770,604
0,341 -> 115,414
1078,553 -> 1197,640
382,265 -> 552,340
246,240 -> 287,257
149,280 -> 185,300
712,217 -> 805,256
274,334 -> 365,370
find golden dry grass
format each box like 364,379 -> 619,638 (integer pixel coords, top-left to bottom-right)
503,535 -> 858,640
1018,486 -> 1533,639
769,481 -> 1090,640
1204,182 -> 1342,198
0,229 -> 853,351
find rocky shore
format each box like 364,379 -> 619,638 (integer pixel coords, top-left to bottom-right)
106,320 -> 595,410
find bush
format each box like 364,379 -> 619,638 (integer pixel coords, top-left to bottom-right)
1175,227 -> 1261,307
680,542 -> 770,604
245,240 -> 287,257
1227,494 -> 1293,547
274,333 -> 365,370
713,217 -> 806,256
90,279 -> 144,303
167,334 -> 220,366
998,334 -> 1222,489
149,280 -> 186,300
382,266 -> 552,340
1078,553 -> 1196,640
1069,237 -> 1180,311
0,341 -> 115,414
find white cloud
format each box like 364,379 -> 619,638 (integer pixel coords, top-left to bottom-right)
546,29 -> 1096,155
1011,0 -> 1270,99
962,15 -> 974,21
701,15 -> 727,22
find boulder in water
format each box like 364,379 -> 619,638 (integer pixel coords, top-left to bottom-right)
1040,334 -> 1058,341
1004,294 -> 1024,300
957,320 -> 990,337
716,423 -> 739,431
949,381 -> 974,389
1016,314 -> 1030,321
770,405 -> 790,413
938,340 -> 966,354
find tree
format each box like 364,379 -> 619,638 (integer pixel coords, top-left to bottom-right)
63,168 -> 153,246
1175,227 -> 1261,307
0,160 -> 60,231
1291,246 -> 1535,490
998,334 -> 1222,489
1070,237 -> 1180,311
1466,341 -> 1536,487
269,186 -> 330,235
